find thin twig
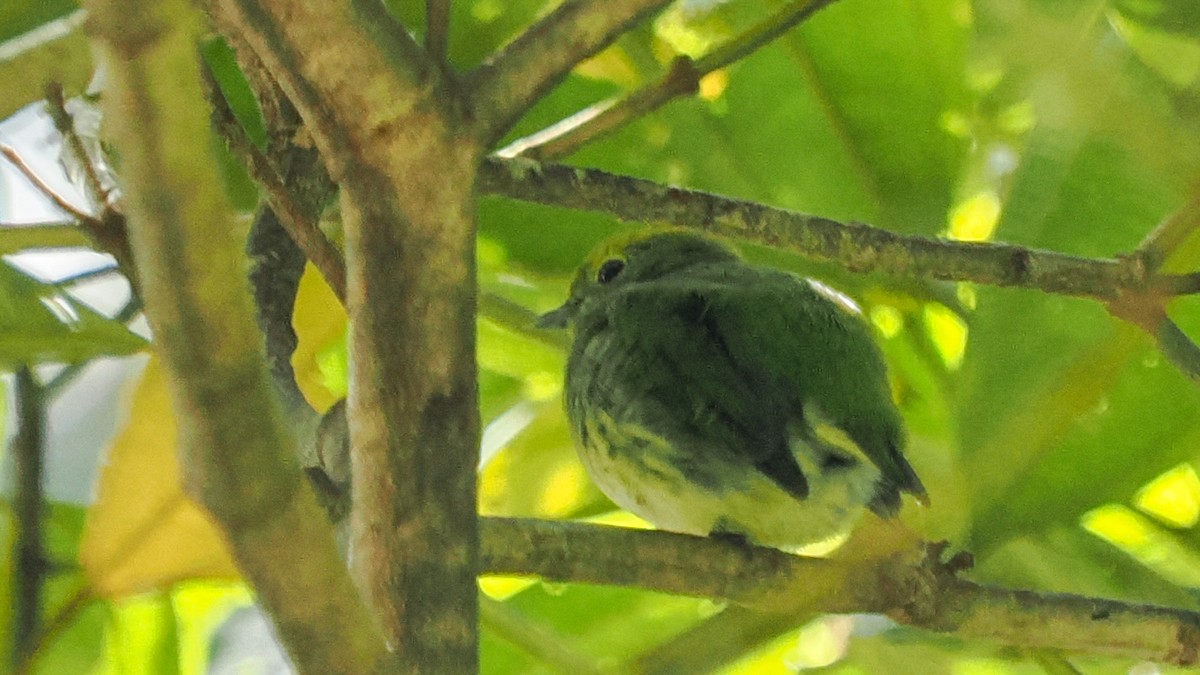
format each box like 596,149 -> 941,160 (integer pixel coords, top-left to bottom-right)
0,144 -> 97,224
10,367 -> 47,672
1154,319 -> 1200,384
202,63 -> 348,301
44,82 -> 111,205
480,518 -> 1200,666
426,0 -> 450,62
480,293 -> 569,350
43,296 -> 143,398
15,583 -> 91,675
504,0 -> 841,160
1136,184 -> 1200,273
1104,188 -> 1200,382
467,0 -> 673,145
2,91 -> 137,276
696,0 -> 839,74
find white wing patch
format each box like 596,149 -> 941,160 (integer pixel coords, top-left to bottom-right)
805,278 -> 861,316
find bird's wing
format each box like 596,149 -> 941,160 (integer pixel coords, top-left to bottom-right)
605,271 -> 924,506
597,278 -> 811,499
700,271 -> 926,504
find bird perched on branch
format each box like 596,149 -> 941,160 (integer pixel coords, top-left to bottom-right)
539,230 -> 926,551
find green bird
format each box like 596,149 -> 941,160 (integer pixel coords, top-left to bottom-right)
539,230 -> 926,551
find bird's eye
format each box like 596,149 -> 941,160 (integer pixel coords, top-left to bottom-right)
596,258 -> 626,284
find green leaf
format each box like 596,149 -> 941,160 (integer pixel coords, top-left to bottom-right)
0,260 -> 145,364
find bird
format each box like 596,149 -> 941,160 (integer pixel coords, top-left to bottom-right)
538,230 -> 926,551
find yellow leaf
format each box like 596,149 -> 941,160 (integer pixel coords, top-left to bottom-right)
291,263 -> 348,413
1134,463 -> 1200,529
947,190 -> 1001,242
81,357 -> 239,597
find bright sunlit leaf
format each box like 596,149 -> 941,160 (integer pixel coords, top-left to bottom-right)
537,461 -> 591,516
478,576 -> 536,601
576,47 -> 641,88
1134,463 -> 1200,528
923,304 -> 968,370
699,69 -> 729,101
1082,504 -> 1200,588
1108,9 -> 1200,88
653,4 -> 727,59
172,580 -> 256,674
948,190 -> 1001,242
996,100 -> 1037,135
99,592 -> 179,675
869,305 -> 904,339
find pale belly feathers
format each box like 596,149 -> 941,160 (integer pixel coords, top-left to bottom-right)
578,412 -> 882,552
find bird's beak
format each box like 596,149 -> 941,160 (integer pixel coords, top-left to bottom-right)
536,302 -> 573,329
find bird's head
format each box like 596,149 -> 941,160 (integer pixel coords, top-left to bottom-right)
537,230 -> 739,329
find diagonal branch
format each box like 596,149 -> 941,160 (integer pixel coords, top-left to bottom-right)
467,0 -> 674,145
1115,186 -> 1200,383
1153,319 -> 1200,384
0,144 -> 95,223
477,158 -> 1192,301
202,64 -> 347,301
480,518 -> 1200,667
502,0 -> 841,160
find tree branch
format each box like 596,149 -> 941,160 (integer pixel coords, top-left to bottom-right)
1135,183 -> 1200,275
203,64 -> 347,301
477,158 -> 1192,301
1,120 -> 135,279
480,518 -> 1200,667
42,84 -> 138,277
1153,318 -> 1200,384
1121,187 -> 1200,383
502,0 -> 840,160
206,0 -> 482,668
467,0 -> 673,145
44,82 -> 112,207
480,293 -> 570,351
84,0 -> 392,672
0,144 -> 94,223
426,0 -> 450,62
10,367 -> 46,672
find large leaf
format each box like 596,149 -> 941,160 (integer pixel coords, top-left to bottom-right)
80,357 -> 240,597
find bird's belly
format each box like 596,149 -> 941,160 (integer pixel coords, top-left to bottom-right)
577,420 -> 881,551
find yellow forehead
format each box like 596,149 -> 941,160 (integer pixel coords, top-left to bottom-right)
579,226 -> 699,272
581,232 -> 639,270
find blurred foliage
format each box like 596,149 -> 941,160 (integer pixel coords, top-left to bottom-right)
80,357 -> 240,598
0,260 -> 146,364
3,0 -> 1200,672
